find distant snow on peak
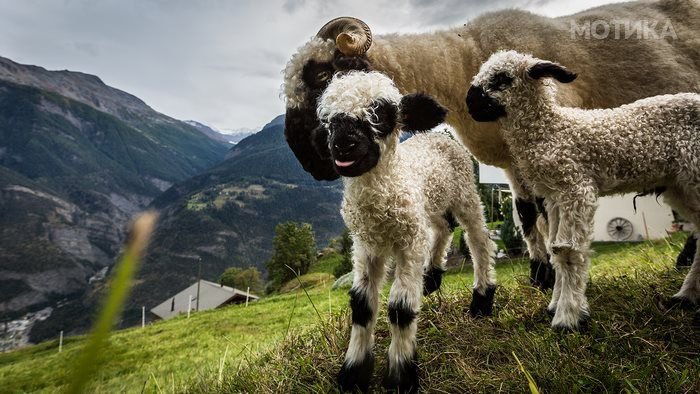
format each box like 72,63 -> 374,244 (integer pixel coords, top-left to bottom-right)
185,120 -> 258,145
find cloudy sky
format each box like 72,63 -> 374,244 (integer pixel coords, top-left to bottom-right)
0,0 -> 619,131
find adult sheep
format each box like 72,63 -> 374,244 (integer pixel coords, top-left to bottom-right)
283,0 -> 700,290
465,50 -> 700,331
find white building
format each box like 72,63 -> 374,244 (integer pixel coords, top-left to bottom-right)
150,280 -> 258,320
479,163 -> 674,241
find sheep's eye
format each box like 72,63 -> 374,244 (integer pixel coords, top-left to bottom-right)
317,71 -> 331,82
488,73 -> 514,91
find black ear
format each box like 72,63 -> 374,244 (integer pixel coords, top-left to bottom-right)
399,93 -> 448,133
370,99 -> 398,137
310,125 -> 331,159
284,108 -> 339,181
527,62 -> 577,83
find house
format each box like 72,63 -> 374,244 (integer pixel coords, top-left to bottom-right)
479,163 -> 674,241
150,280 -> 259,320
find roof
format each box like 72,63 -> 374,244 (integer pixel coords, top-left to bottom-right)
150,280 -> 259,320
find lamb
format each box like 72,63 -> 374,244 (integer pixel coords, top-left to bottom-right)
465,50 -> 700,331
314,71 -> 496,392
282,0 -> 700,292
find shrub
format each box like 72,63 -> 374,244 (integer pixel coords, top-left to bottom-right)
500,196 -> 524,255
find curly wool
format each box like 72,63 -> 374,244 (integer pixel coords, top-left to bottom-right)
283,1 -> 700,280
284,0 -> 700,168
472,50 -> 700,204
317,71 -> 403,125
320,73 -> 497,390
282,37 -> 336,107
472,49 -> 700,329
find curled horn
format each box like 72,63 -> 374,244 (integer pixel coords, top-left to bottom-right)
316,17 -> 372,56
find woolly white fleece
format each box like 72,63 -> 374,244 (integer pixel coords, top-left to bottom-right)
319,71 -> 496,376
472,50 -> 700,329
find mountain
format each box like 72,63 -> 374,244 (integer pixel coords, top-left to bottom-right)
184,120 -> 257,145
125,115 -> 344,324
0,56 -> 229,347
219,126 -> 257,144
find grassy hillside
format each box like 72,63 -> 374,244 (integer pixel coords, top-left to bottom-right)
1,234 -> 698,393
127,116 -> 344,324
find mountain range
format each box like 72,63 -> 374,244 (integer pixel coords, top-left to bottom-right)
183,121 -> 257,145
0,56 -> 342,347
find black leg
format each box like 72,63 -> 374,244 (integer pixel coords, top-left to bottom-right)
530,258 -> 555,290
422,266 -> 446,296
338,287 -> 377,392
676,234 -> 696,268
338,353 -> 374,393
382,351 -> 419,393
469,285 -> 497,317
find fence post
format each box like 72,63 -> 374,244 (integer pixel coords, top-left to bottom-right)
245,287 -> 250,307
142,306 -> 145,328
59,330 -> 63,353
188,295 -> 192,318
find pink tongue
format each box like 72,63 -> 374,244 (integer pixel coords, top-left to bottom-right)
335,159 -> 355,168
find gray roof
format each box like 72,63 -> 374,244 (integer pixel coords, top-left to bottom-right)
150,280 -> 259,320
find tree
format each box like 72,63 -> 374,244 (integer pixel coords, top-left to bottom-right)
219,267 -> 264,295
266,222 -> 317,292
333,228 -> 354,277
500,195 -> 524,255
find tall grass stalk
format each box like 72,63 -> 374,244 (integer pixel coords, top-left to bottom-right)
66,212 -> 158,394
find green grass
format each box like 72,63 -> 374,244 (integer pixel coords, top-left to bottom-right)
1,234 -> 698,392
310,251 -> 344,275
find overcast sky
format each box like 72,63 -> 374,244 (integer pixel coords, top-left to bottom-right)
0,0 -> 620,131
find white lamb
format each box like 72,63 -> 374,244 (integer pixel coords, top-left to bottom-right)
314,71 -> 496,393
465,50 -> 700,331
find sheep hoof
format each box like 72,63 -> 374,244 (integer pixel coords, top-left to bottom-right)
469,285 -> 497,317
338,353 -> 374,393
529,259 -> 555,291
382,352 -> 419,393
666,295 -> 697,311
422,266 -> 446,296
546,306 -> 556,317
552,312 -> 590,333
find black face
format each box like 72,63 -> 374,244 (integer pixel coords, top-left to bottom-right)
284,51 -> 372,181
326,115 -> 381,177
465,85 -> 506,122
314,100 -> 397,178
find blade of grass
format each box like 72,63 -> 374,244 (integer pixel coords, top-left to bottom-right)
285,265 -> 333,351
65,212 -> 158,394
512,351 -> 540,394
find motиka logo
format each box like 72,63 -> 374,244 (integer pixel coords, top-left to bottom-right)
569,19 -> 678,40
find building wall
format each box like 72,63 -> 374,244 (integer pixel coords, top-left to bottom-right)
593,194 -> 673,241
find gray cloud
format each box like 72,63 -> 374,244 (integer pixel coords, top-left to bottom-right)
0,0 -> 620,130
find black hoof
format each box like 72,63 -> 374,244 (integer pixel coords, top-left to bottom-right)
382,352 -> 419,393
552,313 -> 590,333
676,234 -> 696,268
529,259 -> 555,291
338,353 -> 374,393
665,296 -> 697,311
469,285 -> 497,317
423,266 -> 446,296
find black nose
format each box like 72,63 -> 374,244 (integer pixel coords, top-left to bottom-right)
334,141 -> 357,154
465,85 -> 506,122
331,134 -> 360,157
